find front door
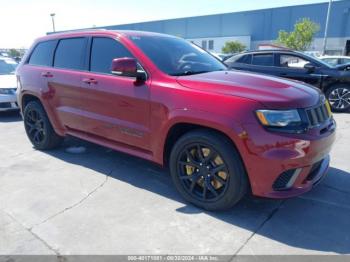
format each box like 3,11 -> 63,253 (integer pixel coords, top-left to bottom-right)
275,53 -> 322,88
79,37 -> 151,150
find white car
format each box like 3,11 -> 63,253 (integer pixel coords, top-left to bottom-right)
0,57 -> 19,112
319,55 -> 350,66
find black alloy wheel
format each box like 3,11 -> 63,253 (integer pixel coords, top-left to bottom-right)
23,101 -> 63,150
169,129 -> 248,211
177,143 -> 229,201
25,108 -> 46,145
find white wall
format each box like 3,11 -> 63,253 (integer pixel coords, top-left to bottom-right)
186,36 -> 251,53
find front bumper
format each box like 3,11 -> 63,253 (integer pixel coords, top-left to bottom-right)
0,94 -> 19,111
241,118 -> 336,199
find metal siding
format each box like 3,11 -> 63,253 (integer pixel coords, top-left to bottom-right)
163,19 -> 187,37
328,1 -> 350,37
186,16 -> 222,38
289,3 -> 328,37
270,8 -> 292,39
88,1 -> 350,40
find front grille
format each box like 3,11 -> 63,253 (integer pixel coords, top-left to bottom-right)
272,169 -> 296,191
306,103 -> 330,127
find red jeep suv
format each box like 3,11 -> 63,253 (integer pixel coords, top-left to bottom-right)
16,30 -> 336,210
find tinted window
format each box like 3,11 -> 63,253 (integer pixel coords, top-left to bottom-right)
54,38 -> 86,70
28,41 -> 56,67
225,54 -> 251,64
130,35 -> 226,76
236,54 -> 252,64
252,54 -> 274,66
90,37 -> 133,74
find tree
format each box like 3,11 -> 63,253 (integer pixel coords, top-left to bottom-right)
9,49 -> 21,58
222,41 -> 246,54
277,18 -> 320,51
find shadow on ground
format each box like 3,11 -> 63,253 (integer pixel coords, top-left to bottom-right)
40,136 -> 350,254
0,111 -> 22,122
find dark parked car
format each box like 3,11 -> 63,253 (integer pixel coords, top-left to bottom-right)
225,50 -> 350,112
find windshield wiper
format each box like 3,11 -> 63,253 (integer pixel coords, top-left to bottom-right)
170,70 -> 212,76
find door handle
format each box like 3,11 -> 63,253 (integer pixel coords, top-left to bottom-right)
41,72 -> 53,78
82,78 -> 98,85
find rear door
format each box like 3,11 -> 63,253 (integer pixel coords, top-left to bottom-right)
21,40 -> 57,112
48,37 -> 88,131
248,53 -> 282,76
79,37 -> 151,150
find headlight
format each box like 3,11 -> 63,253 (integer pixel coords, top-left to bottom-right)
256,109 -> 302,127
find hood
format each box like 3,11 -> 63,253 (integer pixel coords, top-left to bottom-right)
0,74 -> 17,89
176,70 -> 321,109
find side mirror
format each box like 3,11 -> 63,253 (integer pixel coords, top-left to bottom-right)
304,63 -> 316,72
111,57 -> 147,82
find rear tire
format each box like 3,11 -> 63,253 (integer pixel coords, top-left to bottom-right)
23,101 -> 63,150
325,84 -> 350,112
169,129 -> 248,211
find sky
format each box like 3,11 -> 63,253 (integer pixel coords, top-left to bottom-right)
0,0 -> 336,48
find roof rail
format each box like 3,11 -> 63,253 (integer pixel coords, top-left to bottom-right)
47,28 -> 107,35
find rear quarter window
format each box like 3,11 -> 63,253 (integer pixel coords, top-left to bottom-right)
236,54 -> 252,64
54,38 -> 87,70
225,54 -> 252,64
28,40 -> 57,67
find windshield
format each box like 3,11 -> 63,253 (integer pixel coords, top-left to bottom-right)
0,59 -> 18,75
129,35 -> 226,76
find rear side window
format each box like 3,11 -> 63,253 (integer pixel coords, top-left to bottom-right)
225,54 -> 252,64
54,38 -> 87,70
90,37 -> 133,74
252,54 -> 274,66
236,54 -> 252,64
28,41 -> 57,67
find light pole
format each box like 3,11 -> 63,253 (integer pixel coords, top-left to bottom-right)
322,0 -> 333,55
50,13 -> 56,32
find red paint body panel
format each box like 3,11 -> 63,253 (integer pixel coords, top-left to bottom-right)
16,30 -> 336,198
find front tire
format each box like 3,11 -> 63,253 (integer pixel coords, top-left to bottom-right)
23,101 -> 63,150
169,129 -> 248,211
325,84 -> 350,112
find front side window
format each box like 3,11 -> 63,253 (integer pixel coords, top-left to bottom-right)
54,38 -> 87,70
90,37 -> 133,74
279,55 -> 309,69
129,35 -> 226,76
28,40 -> 56,67
252,54 -> 274,66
